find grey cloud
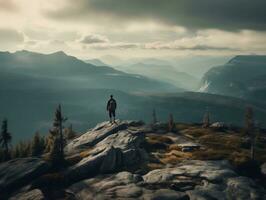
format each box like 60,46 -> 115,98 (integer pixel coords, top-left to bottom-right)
90,43 -> 140,50
145,44 -> 237,51
89,42 -> 235,51
0,28 -> 24,44
81,34 -> 109,44
45,0 -> 266,31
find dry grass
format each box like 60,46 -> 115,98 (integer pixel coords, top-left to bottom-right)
146,163 -> 165,170
144,123 -> 266,172
146,134 -> 174,144
79,148 -> 93,158
168,144 -> 182,151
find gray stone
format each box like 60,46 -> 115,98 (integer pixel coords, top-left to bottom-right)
226,176 -> 266,200
261,162 -> 266,176
210,122 -> 227,129
65,124 -> 147,181
9,189 -> 45,200
66,146 -> 123,182
143,160 -> 236,184
145,189 -> 189,200
65,120 -> 143,155
67,171 -> 188,200
0,158 -> 50,193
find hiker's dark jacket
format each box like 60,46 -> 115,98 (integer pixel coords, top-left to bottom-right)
107,98 -> 117,111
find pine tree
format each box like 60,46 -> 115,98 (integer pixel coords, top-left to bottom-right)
49,104 -> 67,167
64,124 -> 76,140
11,145 -> 20,159
245,106 -> 254,133
245,106 -> 255,160
168,114 -> 175,132
0,119 -> 12,161
202,108 -> 210,128
152,109 -> 157,124
31,132 -> 44,157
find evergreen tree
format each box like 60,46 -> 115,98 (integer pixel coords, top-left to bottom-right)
202,108 -> 210,128
152,109 -> 157,124
245,106 -> 255,160
168,114 -> 175,132
49,104 -> 67,167
64,124 -> 76,140
0,119 -> 12,161
245,106 -> 254,133
31,132 -> 44,156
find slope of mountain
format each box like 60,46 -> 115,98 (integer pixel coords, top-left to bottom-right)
200,55 -> 266,101
0,50 -> 178,92
2,120 -> 266,199
113,62 -> 199,90
1,51 -> 266,142
1,88 -> 266,142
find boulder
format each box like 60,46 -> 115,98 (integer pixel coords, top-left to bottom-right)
9,189 -> 45,200
143,160 -> 265,200
143,160 -> 236,184
66,146 -> 123,182
226,176 -> 266,200
0,158 -> 50,193
261,162 -> 266,176
210,122 -> 227,130
65,120 -> 144,155
67,171 -> 188,200
144,189 -> 189,200
65,127 -> 147,181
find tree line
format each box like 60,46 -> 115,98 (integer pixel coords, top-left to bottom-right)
0,105 -> 76,168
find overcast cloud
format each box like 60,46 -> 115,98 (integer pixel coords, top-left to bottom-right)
0,0 -> 265,59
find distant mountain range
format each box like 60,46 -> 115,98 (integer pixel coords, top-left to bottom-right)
0,50 -> 178,93
113,62 -> 199,90
99,55 -> 230,79
1,51 -> 266,142
200,55 -> 266,101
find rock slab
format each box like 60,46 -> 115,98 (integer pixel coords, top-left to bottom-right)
0,158 -> 50,193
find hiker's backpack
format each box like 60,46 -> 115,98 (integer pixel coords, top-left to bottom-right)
109,99 -> 116,110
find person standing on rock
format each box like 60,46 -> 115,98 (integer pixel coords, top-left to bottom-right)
106,95 -> 117,123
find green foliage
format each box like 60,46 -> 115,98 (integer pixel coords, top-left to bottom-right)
64,124 -> 76,140
152,109 -> 157,124
0,119 -> 12,161
168,114 -> 175,132
31,132 -> 45,157
48,104 -> 67,168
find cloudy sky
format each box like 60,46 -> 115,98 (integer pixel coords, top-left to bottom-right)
0,0 -> 266,59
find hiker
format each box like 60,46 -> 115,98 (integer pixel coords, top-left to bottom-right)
106,95 -> 117,123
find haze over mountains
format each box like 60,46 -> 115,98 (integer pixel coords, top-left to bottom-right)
1,50 -> 266,142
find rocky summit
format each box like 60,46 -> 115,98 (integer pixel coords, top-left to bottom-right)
1,120 -> 266,200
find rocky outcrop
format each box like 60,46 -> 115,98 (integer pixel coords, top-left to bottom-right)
65,120 -> 144,155
67,171 -> 189,200
0,158 -> 50,193
65,121 -> 147,182
66,160 -> 266,200
9,189 -> 45,200
261,162 -> 266,176
144,160 -> 265,200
